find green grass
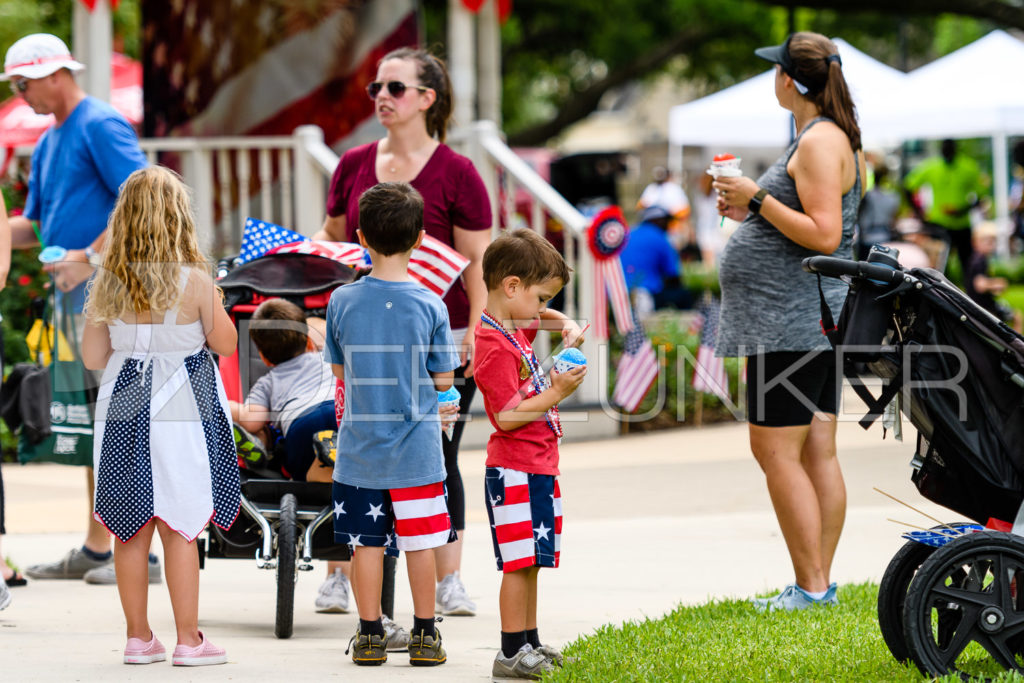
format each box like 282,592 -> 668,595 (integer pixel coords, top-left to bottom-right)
544,582 -> 1024,682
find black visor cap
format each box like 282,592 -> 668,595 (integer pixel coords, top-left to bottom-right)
754,34 -> 796,79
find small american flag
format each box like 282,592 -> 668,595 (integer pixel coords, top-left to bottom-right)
612,310 -> 659,412
238,217 -> 306,264
407,237 -> 472,298
692,298 -> 730,401
243,217 -> 471,298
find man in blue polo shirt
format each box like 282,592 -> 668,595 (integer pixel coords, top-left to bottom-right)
2,33 -> 149,583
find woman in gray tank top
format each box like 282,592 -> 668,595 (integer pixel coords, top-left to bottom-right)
711,32 -> 866,612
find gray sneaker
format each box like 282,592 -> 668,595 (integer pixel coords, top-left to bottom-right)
345,628 -> 387,666
535,644 -> 565,667
492,644 -> 555,680
25,547 -> 111,580
407,625 -> 446,666
83,557 -> 162,585
0,575 -> 11,611
314,569 -> 350,613
435,571 -> 476,616
381,615 -> 410,651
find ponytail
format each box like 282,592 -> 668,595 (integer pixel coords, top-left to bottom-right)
788,32 -> 862,151
816,60 -> 861,151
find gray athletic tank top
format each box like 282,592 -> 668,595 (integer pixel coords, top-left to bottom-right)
715,117 -> 861,356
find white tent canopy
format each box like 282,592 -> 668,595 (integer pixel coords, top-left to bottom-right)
879,30 -> 1024,141
667,38 -> 908,149
876,30 -> 1024,238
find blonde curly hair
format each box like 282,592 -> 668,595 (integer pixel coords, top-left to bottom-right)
86,166 -> 212,323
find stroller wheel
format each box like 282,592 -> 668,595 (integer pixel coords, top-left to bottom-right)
878,522 -> 973,664
903,531 -> 1024,677
275,493 -> 298,639
878,538 -> 936,663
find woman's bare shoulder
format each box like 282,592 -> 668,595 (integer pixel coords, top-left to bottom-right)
800,119 -> 848,148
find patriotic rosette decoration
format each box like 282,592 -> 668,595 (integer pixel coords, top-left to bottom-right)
587,206 -> 634,338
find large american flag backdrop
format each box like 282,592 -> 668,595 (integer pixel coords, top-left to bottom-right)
141,0 -> 417,143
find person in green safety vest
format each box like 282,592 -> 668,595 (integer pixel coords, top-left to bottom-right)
903,138 -> 987,273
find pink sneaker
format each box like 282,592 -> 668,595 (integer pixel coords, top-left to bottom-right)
123,633 -> 166,664
172,632 -> 227,666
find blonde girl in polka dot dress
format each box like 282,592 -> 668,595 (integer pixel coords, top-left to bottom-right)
82,166 -> 241,666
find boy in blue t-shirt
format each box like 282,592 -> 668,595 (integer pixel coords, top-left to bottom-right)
324,182 -> 460,667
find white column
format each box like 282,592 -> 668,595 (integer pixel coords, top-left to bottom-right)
72,0 -> 112,102
993,132 -> 1011,257
476,0 -> 501,126
447,0 -> 476,129
293,126 -> 327,236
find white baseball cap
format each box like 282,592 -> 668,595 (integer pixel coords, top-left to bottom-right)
2,33 -> 85,81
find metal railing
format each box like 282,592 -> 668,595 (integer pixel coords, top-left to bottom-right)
450,121 -> 600,405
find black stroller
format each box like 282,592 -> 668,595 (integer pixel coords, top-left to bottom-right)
805,247 -> 1024,679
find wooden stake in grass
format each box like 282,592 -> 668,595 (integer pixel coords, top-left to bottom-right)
886,518 -> 963,536
873,487 -> 962,536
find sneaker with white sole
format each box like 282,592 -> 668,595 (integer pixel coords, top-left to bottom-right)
436,571 -> 476,616
124,633 -> 166,664
172,632 -> 227,666
84,557 -> 162,585
0,575 -> 10,611
382,615 -> 410,651
314,569 -> 350,613
492,644 -> 555,680
753,583 -> 836,612
25,547 -> 111,580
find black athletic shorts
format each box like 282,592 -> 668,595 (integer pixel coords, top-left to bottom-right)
746,350 -> 839,427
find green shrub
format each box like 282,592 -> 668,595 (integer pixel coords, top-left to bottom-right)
1,176 -> 49,461
607,308 -> 742,430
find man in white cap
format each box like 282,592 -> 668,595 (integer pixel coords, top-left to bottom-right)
2,33 -> 152,584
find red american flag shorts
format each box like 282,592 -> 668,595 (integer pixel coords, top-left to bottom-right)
484,467 -> 562,573
332,480 -> 455,553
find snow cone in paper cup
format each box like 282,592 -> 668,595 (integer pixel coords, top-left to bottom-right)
437,387 -> 461,440
707,153 -> 742,178
552,348 -> 587,375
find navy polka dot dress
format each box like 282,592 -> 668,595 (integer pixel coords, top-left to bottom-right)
93,269 -> 240,543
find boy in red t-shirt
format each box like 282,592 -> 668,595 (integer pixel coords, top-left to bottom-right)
473,229 -> 587,679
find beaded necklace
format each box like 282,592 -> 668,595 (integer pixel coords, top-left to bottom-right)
480,310 -> 562,438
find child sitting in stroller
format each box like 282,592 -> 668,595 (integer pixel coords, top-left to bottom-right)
228,298 -> 336,483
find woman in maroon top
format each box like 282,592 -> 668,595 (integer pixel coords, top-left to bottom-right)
316,47 -> 491,618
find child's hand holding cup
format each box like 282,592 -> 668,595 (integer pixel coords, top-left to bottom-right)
437,387 -> 461,440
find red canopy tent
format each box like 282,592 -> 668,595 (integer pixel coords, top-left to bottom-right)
0,52 -> 141,149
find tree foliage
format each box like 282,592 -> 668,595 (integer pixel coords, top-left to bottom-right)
426,0 -> 1019,146
0,0 -> 139,64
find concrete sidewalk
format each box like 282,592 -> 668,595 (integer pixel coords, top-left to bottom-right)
0,417 -> 948,681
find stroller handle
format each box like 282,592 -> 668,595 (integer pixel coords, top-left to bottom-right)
802,256 -> 905,286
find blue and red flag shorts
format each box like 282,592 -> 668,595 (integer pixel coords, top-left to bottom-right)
332,480 -> 455,554
484,466 -> 562,573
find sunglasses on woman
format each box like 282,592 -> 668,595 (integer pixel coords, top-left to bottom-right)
366,80 -> 430,100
